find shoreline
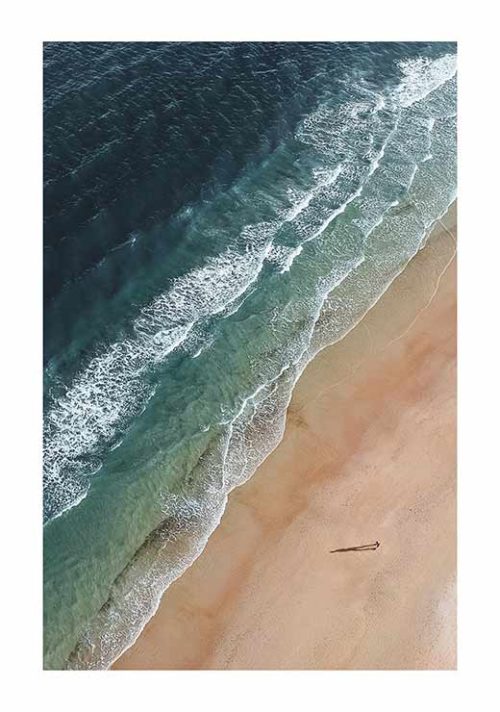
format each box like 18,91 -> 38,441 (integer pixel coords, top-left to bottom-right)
114,205 -> 456,670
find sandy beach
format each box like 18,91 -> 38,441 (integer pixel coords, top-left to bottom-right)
115,205 -> 457,670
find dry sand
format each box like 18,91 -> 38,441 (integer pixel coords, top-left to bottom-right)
115,206 -> 457,670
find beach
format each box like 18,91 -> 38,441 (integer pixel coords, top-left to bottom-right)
43,45 -> 457,669
114,204 -> 457,670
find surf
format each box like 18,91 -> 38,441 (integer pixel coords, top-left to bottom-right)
43,44 -> 457,670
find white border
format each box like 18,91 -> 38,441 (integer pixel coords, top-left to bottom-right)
2,1 -> 499,710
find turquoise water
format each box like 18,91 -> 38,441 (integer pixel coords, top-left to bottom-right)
43,43 -> 456,669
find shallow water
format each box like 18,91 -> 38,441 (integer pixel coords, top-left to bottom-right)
43,42 -> 456,669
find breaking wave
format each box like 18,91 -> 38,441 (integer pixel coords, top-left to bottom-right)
43,44 -> 457,670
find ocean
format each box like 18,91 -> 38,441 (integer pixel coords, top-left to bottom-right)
43,41 -> 457,669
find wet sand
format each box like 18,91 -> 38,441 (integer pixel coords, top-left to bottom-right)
115,206 -> 457,670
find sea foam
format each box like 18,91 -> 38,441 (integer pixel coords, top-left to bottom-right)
44,49 -> 457,670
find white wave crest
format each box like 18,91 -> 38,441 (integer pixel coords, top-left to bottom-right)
394,53 -> 457,108
44,222 -> 277,521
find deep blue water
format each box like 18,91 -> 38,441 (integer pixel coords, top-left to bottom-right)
43,42 -> 457,669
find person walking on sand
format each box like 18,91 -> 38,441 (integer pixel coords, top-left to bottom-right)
330,541 -> 380,553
